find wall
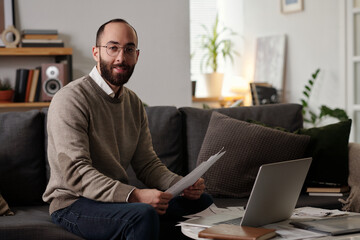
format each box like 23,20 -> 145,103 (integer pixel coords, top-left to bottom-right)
3,0 -> 191,107
1,0 -> 347,111
240,0 -> 346,115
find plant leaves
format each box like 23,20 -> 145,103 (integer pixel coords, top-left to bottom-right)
301,99 -> 308,107
320,105 -> 349,121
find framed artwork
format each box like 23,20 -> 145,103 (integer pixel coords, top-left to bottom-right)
254,35 -> 286,91
281,0 -> 303,14
0,0 -> 15,47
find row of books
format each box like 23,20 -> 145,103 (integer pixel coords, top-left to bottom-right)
14,68 -> 43,102
20,29 -> 64,48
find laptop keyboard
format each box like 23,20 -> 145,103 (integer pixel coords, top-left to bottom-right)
216,217 -> 243,225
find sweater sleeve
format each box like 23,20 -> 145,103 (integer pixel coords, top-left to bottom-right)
44,86 -> 134,205
130,104 -> 182,191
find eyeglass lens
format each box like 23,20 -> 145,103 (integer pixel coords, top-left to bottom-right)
105,44 -> 137,57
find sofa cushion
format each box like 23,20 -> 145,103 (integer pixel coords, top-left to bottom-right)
0,110 -> 46,206
196,112 -> 310,198
127,106 -> 184,188
0,205 -> 83,240
296,119 -> 352,186
180,103 -> 304,172
0,193 -> 13,216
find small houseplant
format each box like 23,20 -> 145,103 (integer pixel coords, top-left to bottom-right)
0,79 -> 14,102
199,15 -> 238,97
301,68 -> 349,127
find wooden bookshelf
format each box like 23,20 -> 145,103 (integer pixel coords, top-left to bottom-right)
0,47 -> 72,56
0,102 -> 50,108
0,102 -> 50,113
0,47 -> 72,111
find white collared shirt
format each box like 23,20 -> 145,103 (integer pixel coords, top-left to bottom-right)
89,66 -> 122,98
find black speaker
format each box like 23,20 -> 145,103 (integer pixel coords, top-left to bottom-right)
41,63 -> 68,101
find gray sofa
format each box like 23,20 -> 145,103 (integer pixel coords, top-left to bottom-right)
0,103 -> 356,239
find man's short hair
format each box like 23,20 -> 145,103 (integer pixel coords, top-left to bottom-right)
96,18 -> 138,46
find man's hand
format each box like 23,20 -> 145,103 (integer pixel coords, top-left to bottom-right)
182,178 -> 205,200
128,189 -> 172,215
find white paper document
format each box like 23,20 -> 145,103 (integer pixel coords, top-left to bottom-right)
292,207 -> 349,219
166,148 -> 226,197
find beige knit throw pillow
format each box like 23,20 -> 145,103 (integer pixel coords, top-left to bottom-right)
0,193 -> 14,216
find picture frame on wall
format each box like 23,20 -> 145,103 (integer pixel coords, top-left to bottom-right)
281,0 -> 303,14
0,0 -> 15,47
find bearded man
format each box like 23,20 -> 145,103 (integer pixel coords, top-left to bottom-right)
43,19 -> 213,240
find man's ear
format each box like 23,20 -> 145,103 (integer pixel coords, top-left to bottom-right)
92,46 -> 99,62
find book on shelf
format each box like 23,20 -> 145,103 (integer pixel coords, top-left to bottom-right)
20,39 -> 64,48
13,67 -> 43,103
306,185 -> 350,193
23,34 -> 58,40
14,69 -> 29,102
28,68 -> 40,102
21,29 -> 58,35
34,68 -> 42,102
24,69 -> 34,102
198,224 -> 277,240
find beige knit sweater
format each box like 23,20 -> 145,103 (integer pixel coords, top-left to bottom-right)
43,76 -> 181,214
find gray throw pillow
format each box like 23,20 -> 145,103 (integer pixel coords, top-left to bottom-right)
0,110 -> 46,206
196,112 -> 311,198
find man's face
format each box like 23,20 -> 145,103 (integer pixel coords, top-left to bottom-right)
93,22 -> 139,87
99,51 -> 135,86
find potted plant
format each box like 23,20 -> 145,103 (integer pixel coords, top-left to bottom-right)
301,68 -> 349,127
199,14 -> 238,97
0,79 -> 14,102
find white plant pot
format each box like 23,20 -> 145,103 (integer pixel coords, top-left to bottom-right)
204,73 -> 224,97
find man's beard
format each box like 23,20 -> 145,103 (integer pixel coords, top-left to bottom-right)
99,55 -> 135,86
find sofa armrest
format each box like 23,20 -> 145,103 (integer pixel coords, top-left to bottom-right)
340,142 -> 360,212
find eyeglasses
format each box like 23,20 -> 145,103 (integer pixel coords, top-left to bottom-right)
98,43 -> 139,57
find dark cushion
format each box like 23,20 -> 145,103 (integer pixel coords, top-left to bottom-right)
180,103 -> 304,172
196,112 -> 310,198
297,120 -> 352,186
0,193 -> 13,216
127,106 -> 184,188
0,110 -> 46,206
0,205 -> 83,240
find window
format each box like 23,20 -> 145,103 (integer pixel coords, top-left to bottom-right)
189,0 -> 217,79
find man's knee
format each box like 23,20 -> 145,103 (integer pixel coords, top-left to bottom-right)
128,203 -> 159,239
134,203 -> 158,223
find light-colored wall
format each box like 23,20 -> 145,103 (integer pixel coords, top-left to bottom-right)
240,0 -> 346,114
8,0 -> 191,107
2,0 -> 347,111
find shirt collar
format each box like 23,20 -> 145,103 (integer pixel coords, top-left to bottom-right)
89,66 -> 122,98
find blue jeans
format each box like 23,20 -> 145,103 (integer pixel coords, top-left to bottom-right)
51,194 -> 213,240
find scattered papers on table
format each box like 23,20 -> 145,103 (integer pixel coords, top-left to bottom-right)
291,207 -> 349,219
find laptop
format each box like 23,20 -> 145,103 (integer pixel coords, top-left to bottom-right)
183,157 -> 312,228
